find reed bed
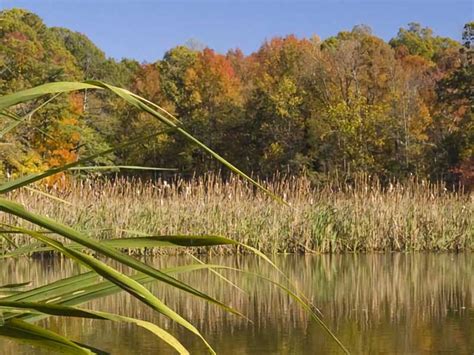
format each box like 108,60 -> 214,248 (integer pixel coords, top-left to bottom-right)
4,174 -> 473,254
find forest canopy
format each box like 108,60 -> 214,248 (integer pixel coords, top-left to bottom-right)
1,9 -> 472,185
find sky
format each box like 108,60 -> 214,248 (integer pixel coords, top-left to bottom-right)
1,0 -> 472,62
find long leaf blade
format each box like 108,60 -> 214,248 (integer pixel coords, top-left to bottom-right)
0,318 -> 95,355
5,226 -> 215,354
0,201 -> 241,319
0,82 -> 101,111
0,302 -> 189,355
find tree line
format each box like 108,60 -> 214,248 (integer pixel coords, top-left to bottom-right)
1,9 -> 472,185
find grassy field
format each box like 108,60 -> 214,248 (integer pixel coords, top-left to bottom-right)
4,174 -> 473,254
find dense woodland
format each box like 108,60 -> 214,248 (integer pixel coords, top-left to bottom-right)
1,9 -> 472,185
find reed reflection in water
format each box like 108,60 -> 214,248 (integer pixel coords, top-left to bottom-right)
1,253 -> 472,354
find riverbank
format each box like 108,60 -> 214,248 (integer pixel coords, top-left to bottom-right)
4,175 -> 472,254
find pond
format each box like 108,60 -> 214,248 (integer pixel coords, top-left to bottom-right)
1,253 -> 472,354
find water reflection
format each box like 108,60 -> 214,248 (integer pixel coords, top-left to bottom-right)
1,254 -> 473,354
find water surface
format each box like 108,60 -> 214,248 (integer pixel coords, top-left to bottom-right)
1,254 -> 472,354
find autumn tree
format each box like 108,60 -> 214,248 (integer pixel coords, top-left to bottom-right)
242,36 -> 317,175
0,9 -> 469,184
429,24 -> 473,185
0,9 -> 82,178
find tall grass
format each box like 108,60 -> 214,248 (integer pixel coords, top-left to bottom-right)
4,174 -> 472,254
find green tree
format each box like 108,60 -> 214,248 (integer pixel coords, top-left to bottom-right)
390,23 -> 460,61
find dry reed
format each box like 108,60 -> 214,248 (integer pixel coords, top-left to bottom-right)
4,174 -> 473,254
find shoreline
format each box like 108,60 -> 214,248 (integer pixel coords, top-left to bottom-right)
3,176 -> 472,255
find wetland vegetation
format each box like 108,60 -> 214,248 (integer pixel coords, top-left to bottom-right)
4,175 -> 472,255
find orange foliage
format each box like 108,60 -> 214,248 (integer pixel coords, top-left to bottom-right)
40,115 -> 81,187
132,64 -> 162,102
69,92 -> 84,114
251,35 -> 313,75
186,48 -> 242,105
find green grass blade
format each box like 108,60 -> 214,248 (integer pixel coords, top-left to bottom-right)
188,254 -> 246,295
0,109 -> 22,121
100,235 -> 237,248
2,272 -> 99,303
128,91 -> 182,125
0,93 -> 62,139
0,282 -> 31,289
0,318 -> 95,355
0,242 -> 52,258
2,265 -> 214,307
0,302 -> 189,355
5,226 -> 216,354
0,301 -> 109,319
69,166 -> 177,172
0,80 -> 323,354
4,261 -> 349,354
54,264 -> 218,308
1,234 -> 238,258
237,268 -> 351,355
0,232 -> 18,249
0,82 -> 101,111
0,204 -> 242,321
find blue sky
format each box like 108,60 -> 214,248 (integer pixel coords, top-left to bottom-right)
2,0 -> 472,62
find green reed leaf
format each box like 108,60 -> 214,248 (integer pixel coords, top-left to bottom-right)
0,302 -> 189,355
4,226 -> 215,354
0,204 -> 242,320
0,318 -> 95,354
